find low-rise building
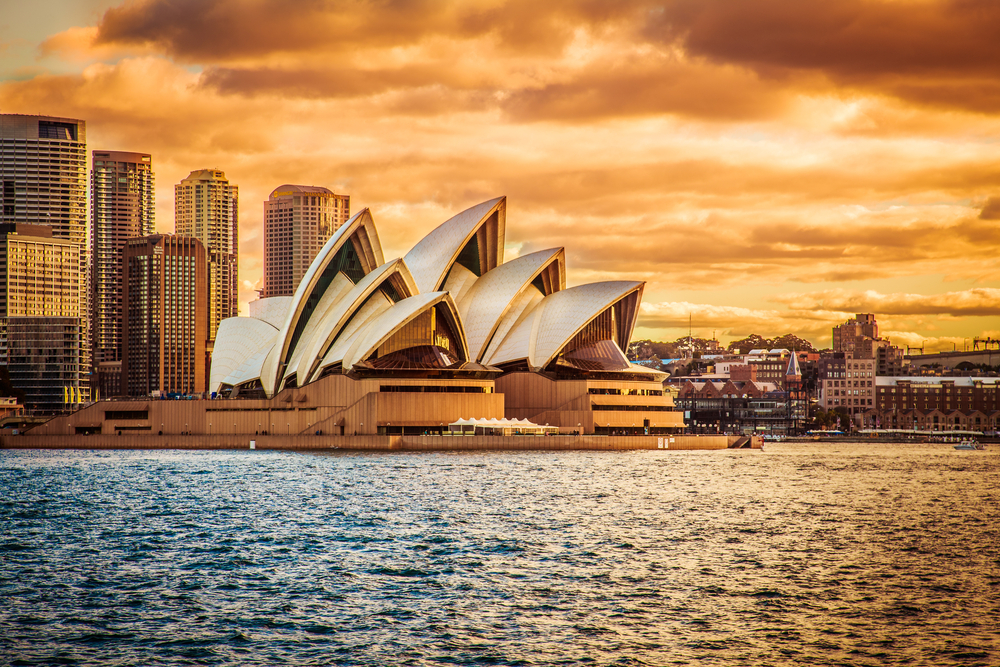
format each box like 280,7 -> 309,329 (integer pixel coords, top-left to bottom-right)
872,376 -> 1000,432
676,353 -> 806,435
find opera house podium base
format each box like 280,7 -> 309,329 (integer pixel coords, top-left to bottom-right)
1,433 -> 750,451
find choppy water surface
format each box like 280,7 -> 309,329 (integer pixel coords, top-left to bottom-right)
1,443 -> 997,666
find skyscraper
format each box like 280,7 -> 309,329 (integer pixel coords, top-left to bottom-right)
263,185 -> 350,297
0,114 -> 89,407
0,224 -> 83,412
121,235 -> 207,397
91,150 -> 154,398
174,169 -> 237,341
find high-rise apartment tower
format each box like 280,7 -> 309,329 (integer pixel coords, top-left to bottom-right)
91,150 -> 154,398
121,235 -> 207,397
175,169 -> 237,341
0,114 -> 89,407
263,185 -> 349,297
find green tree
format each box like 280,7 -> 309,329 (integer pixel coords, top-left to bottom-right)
771,334 -> 816,352
727,334 -> 772,354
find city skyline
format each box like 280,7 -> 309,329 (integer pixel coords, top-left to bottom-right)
2,0 -> 998,352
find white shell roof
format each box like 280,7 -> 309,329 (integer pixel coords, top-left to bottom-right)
260,208 -> 384,395
248,297 -> 293,328
318,289 -> 395,371
340,292 -> 469,370
459,248 -> 564,363
281,272 -> 356,387
292,258 -> 418,384
223,343 -> 274,389
481,287 -> 542,364
487,281 -> 643,370
442,263 -> 479,307
208,196 -> 655,398
403,197 -> 505,294
209,317 -> 279,393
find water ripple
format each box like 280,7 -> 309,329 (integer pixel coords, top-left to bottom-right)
1,443 -> 997,665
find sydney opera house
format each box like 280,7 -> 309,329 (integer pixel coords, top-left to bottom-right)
33,198 -> 683,437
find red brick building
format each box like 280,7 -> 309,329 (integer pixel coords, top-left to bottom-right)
819,353 -> 876,418
872,377 -> 1000,432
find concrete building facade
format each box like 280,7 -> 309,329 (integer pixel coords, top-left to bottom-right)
121,235 -> 207,397
174,169 -> 237,342
263,185 -> 350,298
91,150 -> 154,398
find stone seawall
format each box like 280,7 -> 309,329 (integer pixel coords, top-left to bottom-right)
0,434 -> 751,451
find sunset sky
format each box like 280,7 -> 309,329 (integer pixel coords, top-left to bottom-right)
2,0 -> 998,352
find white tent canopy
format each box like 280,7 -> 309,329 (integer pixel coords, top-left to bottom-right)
447,417 -> 559,435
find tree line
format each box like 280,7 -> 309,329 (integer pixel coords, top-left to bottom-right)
629,333 -> 817,360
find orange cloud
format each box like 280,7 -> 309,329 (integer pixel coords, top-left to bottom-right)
980,197 -> 1000,220
645,0 -> 1000,114
770,288 -> 1000,318
5,1 -> 1000,346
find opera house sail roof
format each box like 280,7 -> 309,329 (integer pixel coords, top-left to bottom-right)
211,197 -> 654,398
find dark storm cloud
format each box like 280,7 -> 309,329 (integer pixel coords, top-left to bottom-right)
86,0 -> 1000,118
200,65 -> 457,99
91,0 -> 640,60
644,0 -> 1000,112
93,0 -> 455,60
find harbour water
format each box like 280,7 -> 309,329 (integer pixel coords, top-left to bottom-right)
1,442 -> 997,665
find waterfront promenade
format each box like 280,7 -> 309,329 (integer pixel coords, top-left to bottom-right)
0,433 -> 749,451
